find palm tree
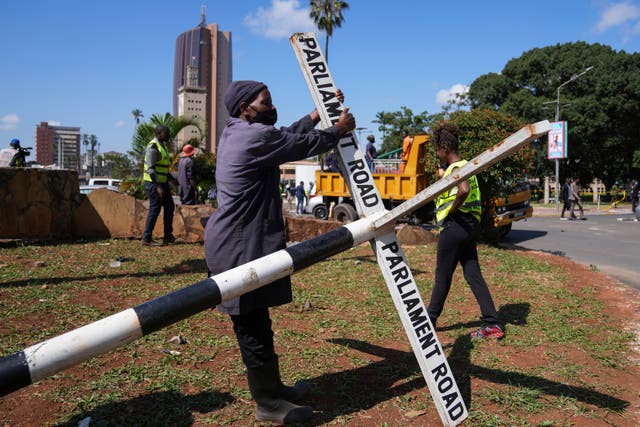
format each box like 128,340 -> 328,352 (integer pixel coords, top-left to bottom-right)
89,134 -> 98,177
129,112 -> 206,171
309,0 -> 350,63
131,109 -> 144,127
82,134 -> 89,175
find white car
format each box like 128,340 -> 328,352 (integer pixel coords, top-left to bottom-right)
304,195 -> 328,219
79,184 -> 119,195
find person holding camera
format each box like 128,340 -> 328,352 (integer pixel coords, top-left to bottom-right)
0,138 -> 28,167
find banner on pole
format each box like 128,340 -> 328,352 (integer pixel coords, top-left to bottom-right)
548,121 -> 568,159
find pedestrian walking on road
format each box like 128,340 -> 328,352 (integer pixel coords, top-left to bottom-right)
569,177 -> 585,220
560,177 -> 571,220
631,179 -> 639,213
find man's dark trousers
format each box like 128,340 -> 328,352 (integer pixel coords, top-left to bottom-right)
142,182 -> 174,241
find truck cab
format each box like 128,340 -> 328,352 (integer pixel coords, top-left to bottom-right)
491,182 -> 533,236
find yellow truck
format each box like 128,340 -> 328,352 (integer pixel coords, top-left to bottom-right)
311,134 -> 533,236
314,134 -> 432,223
491,181 -> 534,236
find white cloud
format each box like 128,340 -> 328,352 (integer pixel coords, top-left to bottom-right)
114,120 -> 127,127
435,84 -> 469,106
594,2 -> 640,33
47,121 -> 61,126
244,0 -> 316,39
0,114 -> 20,131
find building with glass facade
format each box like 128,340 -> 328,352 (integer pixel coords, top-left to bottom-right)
35,122 -> 81,171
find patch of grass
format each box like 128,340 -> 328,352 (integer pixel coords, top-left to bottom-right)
483,385 -> 545,412
0,239 -> 637,426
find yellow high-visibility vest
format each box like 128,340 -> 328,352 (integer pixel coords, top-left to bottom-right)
143,138 -> 170,183
435,160 -> 482,227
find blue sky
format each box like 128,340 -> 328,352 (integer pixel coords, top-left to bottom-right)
1,0 -> 639,156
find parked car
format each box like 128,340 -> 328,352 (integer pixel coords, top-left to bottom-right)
304,195 -> 328,219
88,178 -> 121,187
79,184 -> 119,195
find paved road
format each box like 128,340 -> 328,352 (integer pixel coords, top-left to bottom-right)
503,210 -> 639,290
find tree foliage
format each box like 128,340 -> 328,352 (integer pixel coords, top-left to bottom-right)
373,107 -> 441,153
468,42 -> 640,186
129,112 -> 206,171
309,0 -> 349,63
97,152 -> 136,179
193,151 -> 217,199
131,109 -> 144,125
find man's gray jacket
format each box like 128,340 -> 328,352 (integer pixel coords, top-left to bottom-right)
204,115 -> 340,315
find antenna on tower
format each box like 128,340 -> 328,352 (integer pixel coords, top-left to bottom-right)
199,2 -> 207,28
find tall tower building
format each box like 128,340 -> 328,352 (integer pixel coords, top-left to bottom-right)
35,122 -> 81,171
174,7 -> 232,153
176,65 -> 207,148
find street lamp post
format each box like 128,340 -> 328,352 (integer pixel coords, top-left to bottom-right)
355,127 -> 367,140
552,66 -> 593,212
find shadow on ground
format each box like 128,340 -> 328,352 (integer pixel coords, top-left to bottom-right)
0,258 -> 209,289
303,302 -> 627,425
58,390 -> 234,427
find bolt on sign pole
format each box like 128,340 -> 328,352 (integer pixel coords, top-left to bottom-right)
291,32 -> 467,425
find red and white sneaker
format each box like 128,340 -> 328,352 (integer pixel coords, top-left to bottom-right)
471,324 -> 504,340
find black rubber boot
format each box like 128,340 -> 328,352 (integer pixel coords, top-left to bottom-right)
272,356 -> 311,402
247,359 -> 313,424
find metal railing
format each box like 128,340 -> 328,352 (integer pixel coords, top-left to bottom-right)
371,158 -> 401,173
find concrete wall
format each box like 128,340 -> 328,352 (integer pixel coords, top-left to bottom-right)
0,168 -> 81,239
0,168 -> 433,245
0,168 -> 215,242
72,189 -> 215,243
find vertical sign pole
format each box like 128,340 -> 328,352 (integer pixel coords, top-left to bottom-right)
290,32 -> 468,426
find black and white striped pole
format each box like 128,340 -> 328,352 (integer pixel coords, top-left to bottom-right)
0,216 -> 377,397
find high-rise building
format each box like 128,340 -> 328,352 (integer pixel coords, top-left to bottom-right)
176,65 -> 207,148
174,7 -> 231,153
35,122 -> 81,171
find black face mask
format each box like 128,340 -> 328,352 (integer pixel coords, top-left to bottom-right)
250,106 -> 278,126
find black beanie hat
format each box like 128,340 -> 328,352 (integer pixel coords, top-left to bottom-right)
224,80 -> 267,117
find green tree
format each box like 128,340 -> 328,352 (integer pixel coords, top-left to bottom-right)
468,42 -> 640,187
89,134 -> 98,177
309,0 -> 349,63
82,133 -> 89,174
193,151 -> 217,203
129,112 -> 205,170
372,107 -> 439,153
131,109 -> 144,126
99,152 -> 136,179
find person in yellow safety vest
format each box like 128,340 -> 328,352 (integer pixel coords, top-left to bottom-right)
141,125 -> 177,246
427,122 -> 504,340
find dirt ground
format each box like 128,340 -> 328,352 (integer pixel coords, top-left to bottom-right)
1,239 -> 639,426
